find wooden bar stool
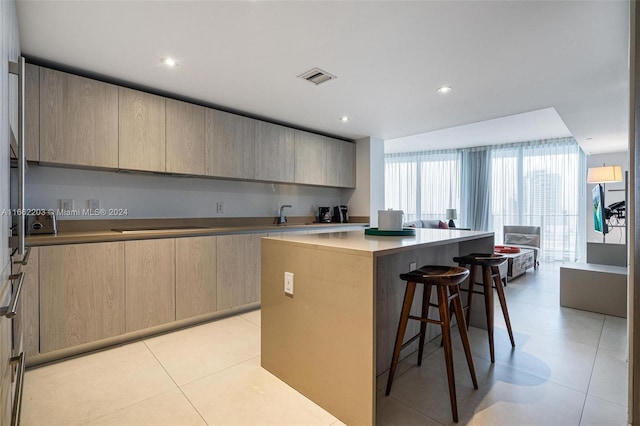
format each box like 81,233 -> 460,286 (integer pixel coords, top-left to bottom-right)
385,265 -> 478,423
453,253 -> 515,363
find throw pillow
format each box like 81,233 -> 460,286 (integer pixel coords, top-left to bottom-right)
438,220 -> 449,229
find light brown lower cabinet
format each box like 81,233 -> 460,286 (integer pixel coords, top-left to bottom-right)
39,242 -> 125,353
21,247 -> 39,359
31,229 -> 356,359
216,233 -> 264,310
176,236 -> 217,320
125,239 -> 176,332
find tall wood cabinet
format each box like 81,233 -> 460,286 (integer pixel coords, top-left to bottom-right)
216,233 -> 264,310
205,109 -> 255,179
166,99 -> 205,175
125,239 -> 175,332
118,87 -> 166,172
39,68 -> 119,168
21,248 -> 39,359
39,242 -> 125,353
25,63 -> 39,161
255,122 -> 294,182
175,236 -> 217,320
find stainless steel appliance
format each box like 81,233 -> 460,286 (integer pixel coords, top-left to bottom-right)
4,56 -> 27,426
9,57 -> 26,254
318,207 -> 331,223
26,213 -> 57,235
332,205 -> 349,223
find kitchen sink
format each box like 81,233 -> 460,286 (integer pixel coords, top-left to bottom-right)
110,226 -> 208,233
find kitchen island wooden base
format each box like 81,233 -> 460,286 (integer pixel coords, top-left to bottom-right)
261,229 -> 494,425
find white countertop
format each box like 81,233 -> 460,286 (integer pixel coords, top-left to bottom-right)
264,228 -> 494,256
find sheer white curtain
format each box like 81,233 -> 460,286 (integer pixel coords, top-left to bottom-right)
385,151 -> 461,223
489,138 -> 586,261
385,155 -> 418,221
385,138 -> 586,261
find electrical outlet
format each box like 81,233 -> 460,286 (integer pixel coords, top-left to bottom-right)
217,201 -> 224,213
87,199 -> 100,210
284,272 -> 294,296
410,262 -> 417,271
59,199 -> 74,211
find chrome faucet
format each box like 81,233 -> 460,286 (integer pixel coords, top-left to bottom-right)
278,205 -> 292,225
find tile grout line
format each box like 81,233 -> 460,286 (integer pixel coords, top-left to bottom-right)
71,341 -> 185,426
387,394 -> 447,426
579,314 -> 607,425
142,339 -> 211,426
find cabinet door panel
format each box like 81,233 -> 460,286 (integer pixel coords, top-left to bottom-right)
119,88 -> 166,172
205,109 -> 255,179
40,68 -> 118,167
166,99 -> 205,175
255,122 -> 294,182
40,242 -> 125,353
125,239 -> 175,332
25,63 -> 39,161
22,247 -> 39,359
176,236 -> 217,320
326,138 -> 356,188
295,130 -> 326,185
216,234 -> 263,310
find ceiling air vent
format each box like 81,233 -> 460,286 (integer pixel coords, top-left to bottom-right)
297,67 -> 337,85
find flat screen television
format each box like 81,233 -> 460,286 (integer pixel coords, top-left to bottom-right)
592,183 -> 609,234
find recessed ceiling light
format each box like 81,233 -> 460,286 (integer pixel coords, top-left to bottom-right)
437,86 -> 452,94
339,116 -> 349,122
586,137 -> 593,140
161,57 -> 177,67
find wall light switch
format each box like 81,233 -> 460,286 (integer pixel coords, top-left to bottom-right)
59,199 -> 74,211
87,199 -> 100,210
217,202 -> 224,213
410,262 -> 417,271
284,272 -> 294,296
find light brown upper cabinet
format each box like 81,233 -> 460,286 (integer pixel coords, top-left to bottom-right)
125,239 -> 176,332
326,138 -> 356,188
119,87 -> 166,172
166,99 -> 205,175
255,121 -> 294,183
39,242 -> 125,353
25,63 -> 39,161
175,236 -> 217,320
40,68 -> 119,168
294,130 -> 327,185
205,109 -> 255,179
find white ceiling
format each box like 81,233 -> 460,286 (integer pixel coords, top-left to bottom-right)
385,107 -> 572,153
16,0 -> 630,155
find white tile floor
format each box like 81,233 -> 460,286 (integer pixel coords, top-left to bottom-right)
22,263 -> 628,425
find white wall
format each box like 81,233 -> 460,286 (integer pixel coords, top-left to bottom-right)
345,137 -> 384,226
26,165 -> 344,220
1,0 -> 20,279
586,151 -> 629,243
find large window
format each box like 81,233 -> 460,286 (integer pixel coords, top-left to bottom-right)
385,151 -> 460,222
385,138 -> 585,261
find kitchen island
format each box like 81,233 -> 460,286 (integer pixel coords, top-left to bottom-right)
261,228 -> 494,425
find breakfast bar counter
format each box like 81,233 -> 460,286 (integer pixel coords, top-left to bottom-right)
261,228 -> 494,425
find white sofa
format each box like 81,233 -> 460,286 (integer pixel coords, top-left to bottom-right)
503,225 -> 541,269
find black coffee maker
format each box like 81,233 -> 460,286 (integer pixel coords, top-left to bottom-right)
332,205 -> 349,223
318,207 -> 332,223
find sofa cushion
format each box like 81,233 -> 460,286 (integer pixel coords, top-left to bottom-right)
403,220 -> 422,228
504,233 -> 539,247
421,220 -> 441,228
